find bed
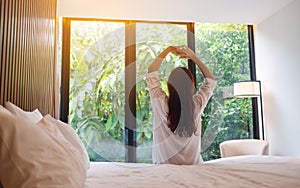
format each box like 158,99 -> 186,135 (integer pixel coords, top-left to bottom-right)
1,103 -> 300,188
84,155 -> 300,188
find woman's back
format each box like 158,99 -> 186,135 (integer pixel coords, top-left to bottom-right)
146,45 -> 215,165
146,71 -> 216,164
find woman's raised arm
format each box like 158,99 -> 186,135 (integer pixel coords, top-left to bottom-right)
148,46 -> 181,73
177,45 -> 215,80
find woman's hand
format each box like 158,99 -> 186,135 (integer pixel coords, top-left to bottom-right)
176,45 -> 215,79
166,45 -> 194,59
167,46 -> 182,57
148,46 -> 182,73
176,45 -> 196,59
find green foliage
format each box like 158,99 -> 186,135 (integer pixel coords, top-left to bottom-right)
194,23 -> 252,160
68,21 -> 253,162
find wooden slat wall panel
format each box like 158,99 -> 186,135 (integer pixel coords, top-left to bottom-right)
0,0 -> 57,115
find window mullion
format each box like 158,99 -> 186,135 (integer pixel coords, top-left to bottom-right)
60,18 -> 71,123
125,21 -> 137,163
187,23 -> 196,87
248,25 -> 260,139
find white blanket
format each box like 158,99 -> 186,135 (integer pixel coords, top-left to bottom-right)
84,155 -> 300,188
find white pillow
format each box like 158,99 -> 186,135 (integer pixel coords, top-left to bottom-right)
4,101 -> 43,123
44,114 -> 90,170
0,112 -> 86,188
0,105 -> 11,115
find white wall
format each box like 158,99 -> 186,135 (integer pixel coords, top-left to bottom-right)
57,0 -> 293,24
255,0 -> 300,156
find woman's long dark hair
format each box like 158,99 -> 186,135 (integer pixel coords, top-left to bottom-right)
167,67 -> 195,137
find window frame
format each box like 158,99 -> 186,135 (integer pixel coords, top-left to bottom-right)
60,18 -> 259,162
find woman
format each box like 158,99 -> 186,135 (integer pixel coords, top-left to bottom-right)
146,45 -> 216,165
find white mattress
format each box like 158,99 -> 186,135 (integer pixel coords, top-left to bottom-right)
84,155 -> 300,188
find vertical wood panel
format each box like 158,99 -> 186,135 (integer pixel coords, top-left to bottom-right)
0,0 -> 4,85
1,0 -> 7,102
13,0 -> 21,104
0,0 -> 57,115
10,0 -> 16,104
19,0 -> 26,106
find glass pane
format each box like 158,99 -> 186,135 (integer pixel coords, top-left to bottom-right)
69,21 -> 125,162
194,23 -> 253,161
136,23 -> 187,163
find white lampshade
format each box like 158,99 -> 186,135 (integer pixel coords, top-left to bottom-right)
233,81 -> 260,98
232,80 -> 265,140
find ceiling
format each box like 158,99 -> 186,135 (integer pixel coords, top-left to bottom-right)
58,0 -> 295,24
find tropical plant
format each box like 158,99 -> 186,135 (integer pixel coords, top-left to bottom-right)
195,23 -> 252,160
67,21 -> 253,162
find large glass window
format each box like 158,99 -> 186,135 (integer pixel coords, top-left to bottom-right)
195,23 -> 253,160
69,21 -> 125,162
61,19 -> 256,162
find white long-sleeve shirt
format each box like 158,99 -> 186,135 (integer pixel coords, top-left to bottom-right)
146,71 -> 216,165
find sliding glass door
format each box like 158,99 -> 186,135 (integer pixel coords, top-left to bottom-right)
194,23 -> 253,160
68,20 -> 125,162
61,19 -> 256,162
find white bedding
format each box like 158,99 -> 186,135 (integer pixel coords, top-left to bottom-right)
84,155 -> 300,188
4,104 -> 297,187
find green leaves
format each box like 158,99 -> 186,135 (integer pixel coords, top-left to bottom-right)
196,23 -> 253,161
68,21 -> 253,162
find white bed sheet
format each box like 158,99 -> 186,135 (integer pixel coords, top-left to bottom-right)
84,155 -> 300,188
